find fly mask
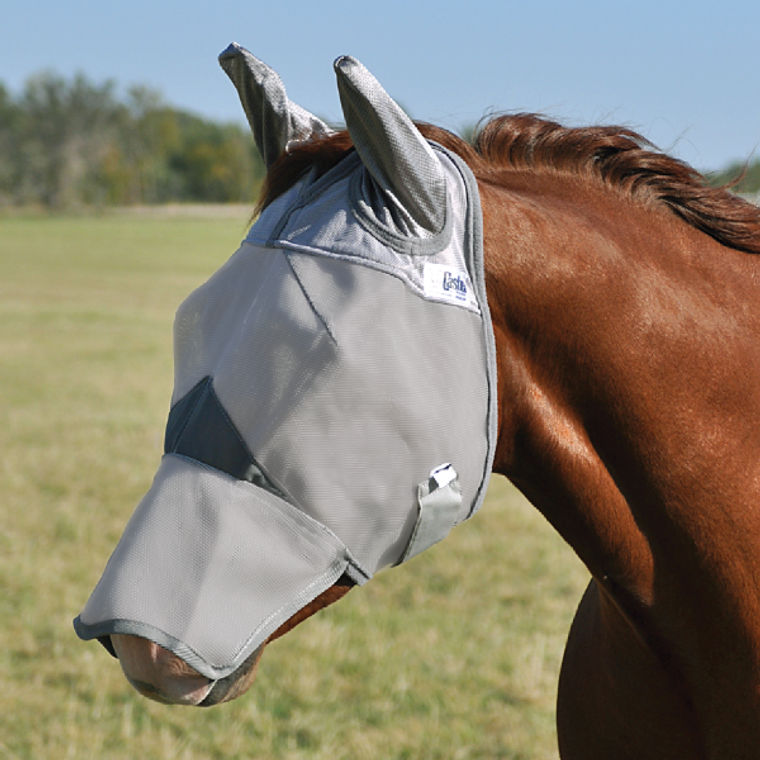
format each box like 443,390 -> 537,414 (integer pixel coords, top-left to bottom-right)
74,44 -> 498,681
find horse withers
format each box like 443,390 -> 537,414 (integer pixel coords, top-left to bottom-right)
76,44 -> 760,759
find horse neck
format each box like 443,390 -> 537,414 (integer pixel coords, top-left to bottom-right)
481,170 -> 760,614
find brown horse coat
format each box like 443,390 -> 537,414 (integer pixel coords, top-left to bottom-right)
474,117 -> 760,759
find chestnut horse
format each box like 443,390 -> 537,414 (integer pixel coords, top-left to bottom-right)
105,59 -> 760,760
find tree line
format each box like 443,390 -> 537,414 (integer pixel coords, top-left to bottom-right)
0,72 -> 266,209
1,71 -> 758,209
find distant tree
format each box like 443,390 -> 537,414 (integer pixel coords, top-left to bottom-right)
708,160 -> 760,197
16,72 -> 119,207
0,83 -> 23,204
164,112 -> 263,202
459,123 -> 478,146
0,71 -> 266,208
96,86 -> 183,204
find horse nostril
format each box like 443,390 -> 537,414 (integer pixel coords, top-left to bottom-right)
124,677 -> 175,704
111,634 -> 214,706
126,673 -> 214,706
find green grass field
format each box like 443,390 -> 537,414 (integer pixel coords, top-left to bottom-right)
0,211 -> 589,760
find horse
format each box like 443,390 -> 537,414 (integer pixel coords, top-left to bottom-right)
76,44 -> 760,759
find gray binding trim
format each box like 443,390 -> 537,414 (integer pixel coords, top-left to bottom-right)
265,148 -> 454,258
73,554 -> 353,680
347,145 -> 453,257
443,147 -> 498,518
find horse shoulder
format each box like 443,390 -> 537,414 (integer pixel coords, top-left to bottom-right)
557,579 -> 703,760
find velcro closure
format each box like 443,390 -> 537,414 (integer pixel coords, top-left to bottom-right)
397,464 -> 462,564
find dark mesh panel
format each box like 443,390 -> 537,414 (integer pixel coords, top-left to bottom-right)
166,376 -> 285,498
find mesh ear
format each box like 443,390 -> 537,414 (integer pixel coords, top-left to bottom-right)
334,56 -> 447,234
219,43 -> 333,168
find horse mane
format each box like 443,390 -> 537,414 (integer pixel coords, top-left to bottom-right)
256,114 -> 760,254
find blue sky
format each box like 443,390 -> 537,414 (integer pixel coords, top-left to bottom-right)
3,0 -> 759,171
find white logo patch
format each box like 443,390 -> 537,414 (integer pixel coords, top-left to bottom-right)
423,262 -> 479,311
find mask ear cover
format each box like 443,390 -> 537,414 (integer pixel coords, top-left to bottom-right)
218,43 -> 333,168
334,55 -> 447,235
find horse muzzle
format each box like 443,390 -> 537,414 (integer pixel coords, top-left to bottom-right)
110,634 -> 265,707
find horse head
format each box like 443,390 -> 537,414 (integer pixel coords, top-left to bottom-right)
75,44 -> 497,706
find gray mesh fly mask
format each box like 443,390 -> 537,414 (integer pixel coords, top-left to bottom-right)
74,45 -> 498,681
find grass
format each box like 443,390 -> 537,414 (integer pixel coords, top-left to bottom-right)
0,211 -> 589,759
